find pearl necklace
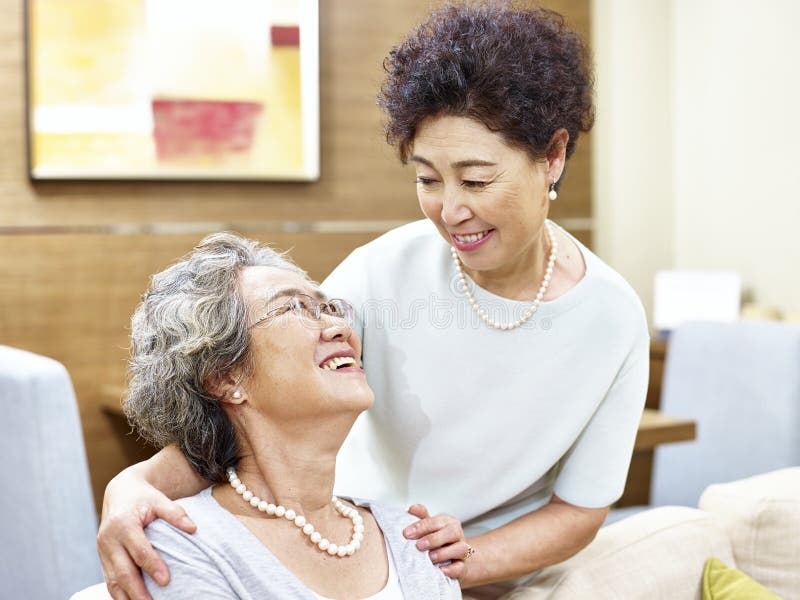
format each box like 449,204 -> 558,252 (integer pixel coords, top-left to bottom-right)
226,467 -> 364,558
451,221 -> 557,331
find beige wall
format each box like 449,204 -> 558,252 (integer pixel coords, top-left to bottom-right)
592,0 -> 674,319
593,0 -> 800,321
672,0 -> 800,315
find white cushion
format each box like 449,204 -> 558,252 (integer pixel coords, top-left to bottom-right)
499,507 -> 735,600
70,583 -> 112,600
699,467 -> 800,600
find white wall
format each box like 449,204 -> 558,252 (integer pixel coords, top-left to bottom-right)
592,0 -> 674,320
593,0 -> 800,322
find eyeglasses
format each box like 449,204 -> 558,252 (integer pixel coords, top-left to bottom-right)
249,294 -> 354,329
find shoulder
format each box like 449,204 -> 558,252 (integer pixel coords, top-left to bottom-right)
322,219 -> 446,299
351,499 -> 461,599
357,498 -> 418,529
338,220 -> 443,270
144,488 -> 222,552
569,233 -> 648,337
360,219 -> 440,253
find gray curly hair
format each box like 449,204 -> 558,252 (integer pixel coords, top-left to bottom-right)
124,232 -> 306,482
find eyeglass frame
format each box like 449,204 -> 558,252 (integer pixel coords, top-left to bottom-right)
248,294 -> 354,330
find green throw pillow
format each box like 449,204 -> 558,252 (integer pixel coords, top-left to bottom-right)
702,558 -> 782,600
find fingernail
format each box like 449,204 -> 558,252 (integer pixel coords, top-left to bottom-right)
430,552 -> 438,561
154,568 -> 168,586
404,526 -> 416,537
418,539 -> 429,550
181,516 -> 195,529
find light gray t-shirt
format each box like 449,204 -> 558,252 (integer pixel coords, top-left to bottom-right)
144,487 -> 461,599
324,219 -> 650,538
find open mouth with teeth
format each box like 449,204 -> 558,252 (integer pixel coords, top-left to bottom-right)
320,356 -> 360,371
453,230 -> 491,243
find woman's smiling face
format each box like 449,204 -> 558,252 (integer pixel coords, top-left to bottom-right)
239,267 -> 373,421
411,115 -> 557,278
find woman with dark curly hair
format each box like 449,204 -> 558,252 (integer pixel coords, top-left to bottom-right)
98,3 -> 648,598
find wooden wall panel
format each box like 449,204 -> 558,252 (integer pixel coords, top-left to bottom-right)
0,0 -> 592,509
1,0 -> 591,228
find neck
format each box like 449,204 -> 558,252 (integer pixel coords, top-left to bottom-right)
224,408 -> 353,521
466,223 -> 552,300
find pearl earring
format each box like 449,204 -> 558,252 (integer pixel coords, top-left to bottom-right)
232,390 -> 242,399
548,180 -> 558,201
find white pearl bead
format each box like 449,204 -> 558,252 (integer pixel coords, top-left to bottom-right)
536,292 -> 543,301
549,189 -> 557,201
544,274 -> 551,283
226,467 -> 362,559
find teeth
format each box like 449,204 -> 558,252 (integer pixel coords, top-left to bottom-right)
454,230 -> 489,244
321,356 -> 358,370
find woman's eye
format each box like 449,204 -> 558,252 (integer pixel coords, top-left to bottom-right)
415,176 -> 437,186
461,180 -> 487,189
287,296 -> 312,312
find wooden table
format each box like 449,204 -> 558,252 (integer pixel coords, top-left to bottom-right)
618,409 -> 696,506
635,409 -> 695,451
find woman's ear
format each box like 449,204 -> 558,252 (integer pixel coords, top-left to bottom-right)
546,128 -> 569,182
205,371 -> 246,405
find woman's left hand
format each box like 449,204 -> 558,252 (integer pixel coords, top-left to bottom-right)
404,504 -> 472,580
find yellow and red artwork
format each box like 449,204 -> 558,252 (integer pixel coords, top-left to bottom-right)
26,0 -> 319,180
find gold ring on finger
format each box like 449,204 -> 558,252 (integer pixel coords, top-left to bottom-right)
462,543 -> 475,561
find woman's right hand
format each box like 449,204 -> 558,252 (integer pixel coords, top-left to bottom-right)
97,468 -> 197,600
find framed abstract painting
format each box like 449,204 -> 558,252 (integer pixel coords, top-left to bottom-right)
25,0 -> 320,181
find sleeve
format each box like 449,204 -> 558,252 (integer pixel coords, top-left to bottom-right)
143,520 -> 236,600
552,328 -> 651,509
321,246 -> 367,346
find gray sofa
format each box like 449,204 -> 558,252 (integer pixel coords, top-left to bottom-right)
0,346 -> 103,599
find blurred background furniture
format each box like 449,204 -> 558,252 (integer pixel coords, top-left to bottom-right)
0,346 -> 103,600
652,320 -> 800,507
609,320 -> 800,523
506,467 -> 800,600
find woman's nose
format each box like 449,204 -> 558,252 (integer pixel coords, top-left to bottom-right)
320,315 -> 352,342
441,188 -> 472,226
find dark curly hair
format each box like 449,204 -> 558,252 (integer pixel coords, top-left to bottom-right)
378,1 -> 595,171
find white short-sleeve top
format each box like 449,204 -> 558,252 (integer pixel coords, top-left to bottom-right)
323,220 -> 649,537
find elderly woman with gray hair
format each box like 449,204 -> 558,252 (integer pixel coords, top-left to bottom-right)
121,232 -> 461,600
